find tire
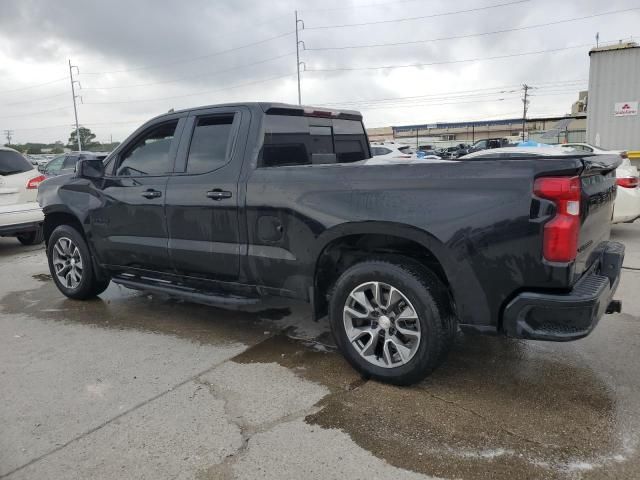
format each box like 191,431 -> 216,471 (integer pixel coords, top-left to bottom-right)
47,225 -> 110,300
17,226 -> 44,245
329,258 -> 454,386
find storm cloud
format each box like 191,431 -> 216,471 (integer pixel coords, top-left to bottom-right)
0,0 -> 638,143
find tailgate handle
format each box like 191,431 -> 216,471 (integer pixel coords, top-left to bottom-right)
207,189 -> 232,200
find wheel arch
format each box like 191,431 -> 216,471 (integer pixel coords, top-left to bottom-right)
42,206 -> 86,245
312,222 -> 461,321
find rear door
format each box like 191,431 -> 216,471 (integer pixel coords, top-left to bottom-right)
90,117 -> 186,271
165,106 -> 248,281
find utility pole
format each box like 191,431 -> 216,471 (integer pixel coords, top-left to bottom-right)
3,129 -> 13,145
295,10 -> 304,105
68,59 -> 82,151
521,84 -> 530,142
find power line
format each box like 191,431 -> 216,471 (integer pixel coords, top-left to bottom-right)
80,52 -> 295,90
81,31 -> 295,75
305,7 -> 640,51
304,0 -> 529,30
300,0 -> 438,14
305,42 -> 597,72
318,79 -> 587,107
0,92 -> 69,107
0,106 -> 70,120
83,73 -> 296,105
0,77 -> 67,96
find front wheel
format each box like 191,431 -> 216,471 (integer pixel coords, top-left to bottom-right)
47,225 -> 110,300
329,259 -> 453,386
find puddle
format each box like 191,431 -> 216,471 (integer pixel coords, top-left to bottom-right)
32,273 -> 52,282
306,335 -> 622,480
0,282 -> 303,348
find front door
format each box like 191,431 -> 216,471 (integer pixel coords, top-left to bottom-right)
90,118 -> 184,272
165,107 -> 248,281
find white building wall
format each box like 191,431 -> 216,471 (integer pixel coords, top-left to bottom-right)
587,45 -> 640,150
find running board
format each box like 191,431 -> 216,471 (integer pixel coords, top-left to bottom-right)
111,275 -> 260,307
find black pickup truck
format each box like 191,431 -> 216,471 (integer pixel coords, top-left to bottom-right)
38,102 -> 624,385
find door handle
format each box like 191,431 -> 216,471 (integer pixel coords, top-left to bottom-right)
141,189 -> 162,199
207,189 -> 232,200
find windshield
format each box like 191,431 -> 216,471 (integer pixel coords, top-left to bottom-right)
0,150 -> 33,176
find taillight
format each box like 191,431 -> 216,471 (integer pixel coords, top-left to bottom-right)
617,177 -> 639,188
27,175 -> 46,190
534,176 -> 581,263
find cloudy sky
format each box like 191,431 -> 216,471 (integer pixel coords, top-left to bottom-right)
0,0 -> 638,144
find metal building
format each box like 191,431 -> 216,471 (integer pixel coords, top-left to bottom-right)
587,42 -> 640,151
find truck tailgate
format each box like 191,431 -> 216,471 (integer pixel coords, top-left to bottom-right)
575,155 -> 620,277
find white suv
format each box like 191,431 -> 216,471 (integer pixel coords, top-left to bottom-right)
0,146 -> 46,245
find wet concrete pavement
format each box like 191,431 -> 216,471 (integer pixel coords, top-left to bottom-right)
1,224 -> 639,479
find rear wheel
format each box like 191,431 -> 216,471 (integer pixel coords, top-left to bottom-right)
329,259 -> 454,386
17,226 -> 44,245
47,225 -> 110,300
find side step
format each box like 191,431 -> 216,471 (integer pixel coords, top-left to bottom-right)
111,275 -> 260,307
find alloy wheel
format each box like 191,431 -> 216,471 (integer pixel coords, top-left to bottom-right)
52,237 -> 84,289
343,281 -> 421,368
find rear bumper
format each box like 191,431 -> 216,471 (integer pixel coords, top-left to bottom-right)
502,241 -> 624,341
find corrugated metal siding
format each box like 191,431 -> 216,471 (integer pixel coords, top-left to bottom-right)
586,47 -> 640,150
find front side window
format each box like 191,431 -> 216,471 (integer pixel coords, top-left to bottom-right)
474,140 -> 487,149
186,115 -> 235,174
117,121 -> 177,176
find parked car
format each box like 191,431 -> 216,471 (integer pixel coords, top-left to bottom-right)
40,152 -> 108,177
0,147 -> 45,245
467,137 -> 510,154
440,144 -> 471,159
560,143 -> 639,223
370,143 -> 416,160
38,102 -> 623,385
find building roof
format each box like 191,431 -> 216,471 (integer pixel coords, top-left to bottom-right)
392,114 -> 585,133
589,41 -> 638,55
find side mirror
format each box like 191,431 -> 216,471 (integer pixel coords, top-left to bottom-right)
37,165 -> 45,173
76,158 -> 104,179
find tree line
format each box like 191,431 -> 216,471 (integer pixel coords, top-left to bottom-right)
3,127 -> 119,154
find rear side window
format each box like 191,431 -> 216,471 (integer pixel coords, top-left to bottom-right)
0,150 -> 32,176
186,115 -> 235,174
261,115 -> 369,167
117,121 -> 177,176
